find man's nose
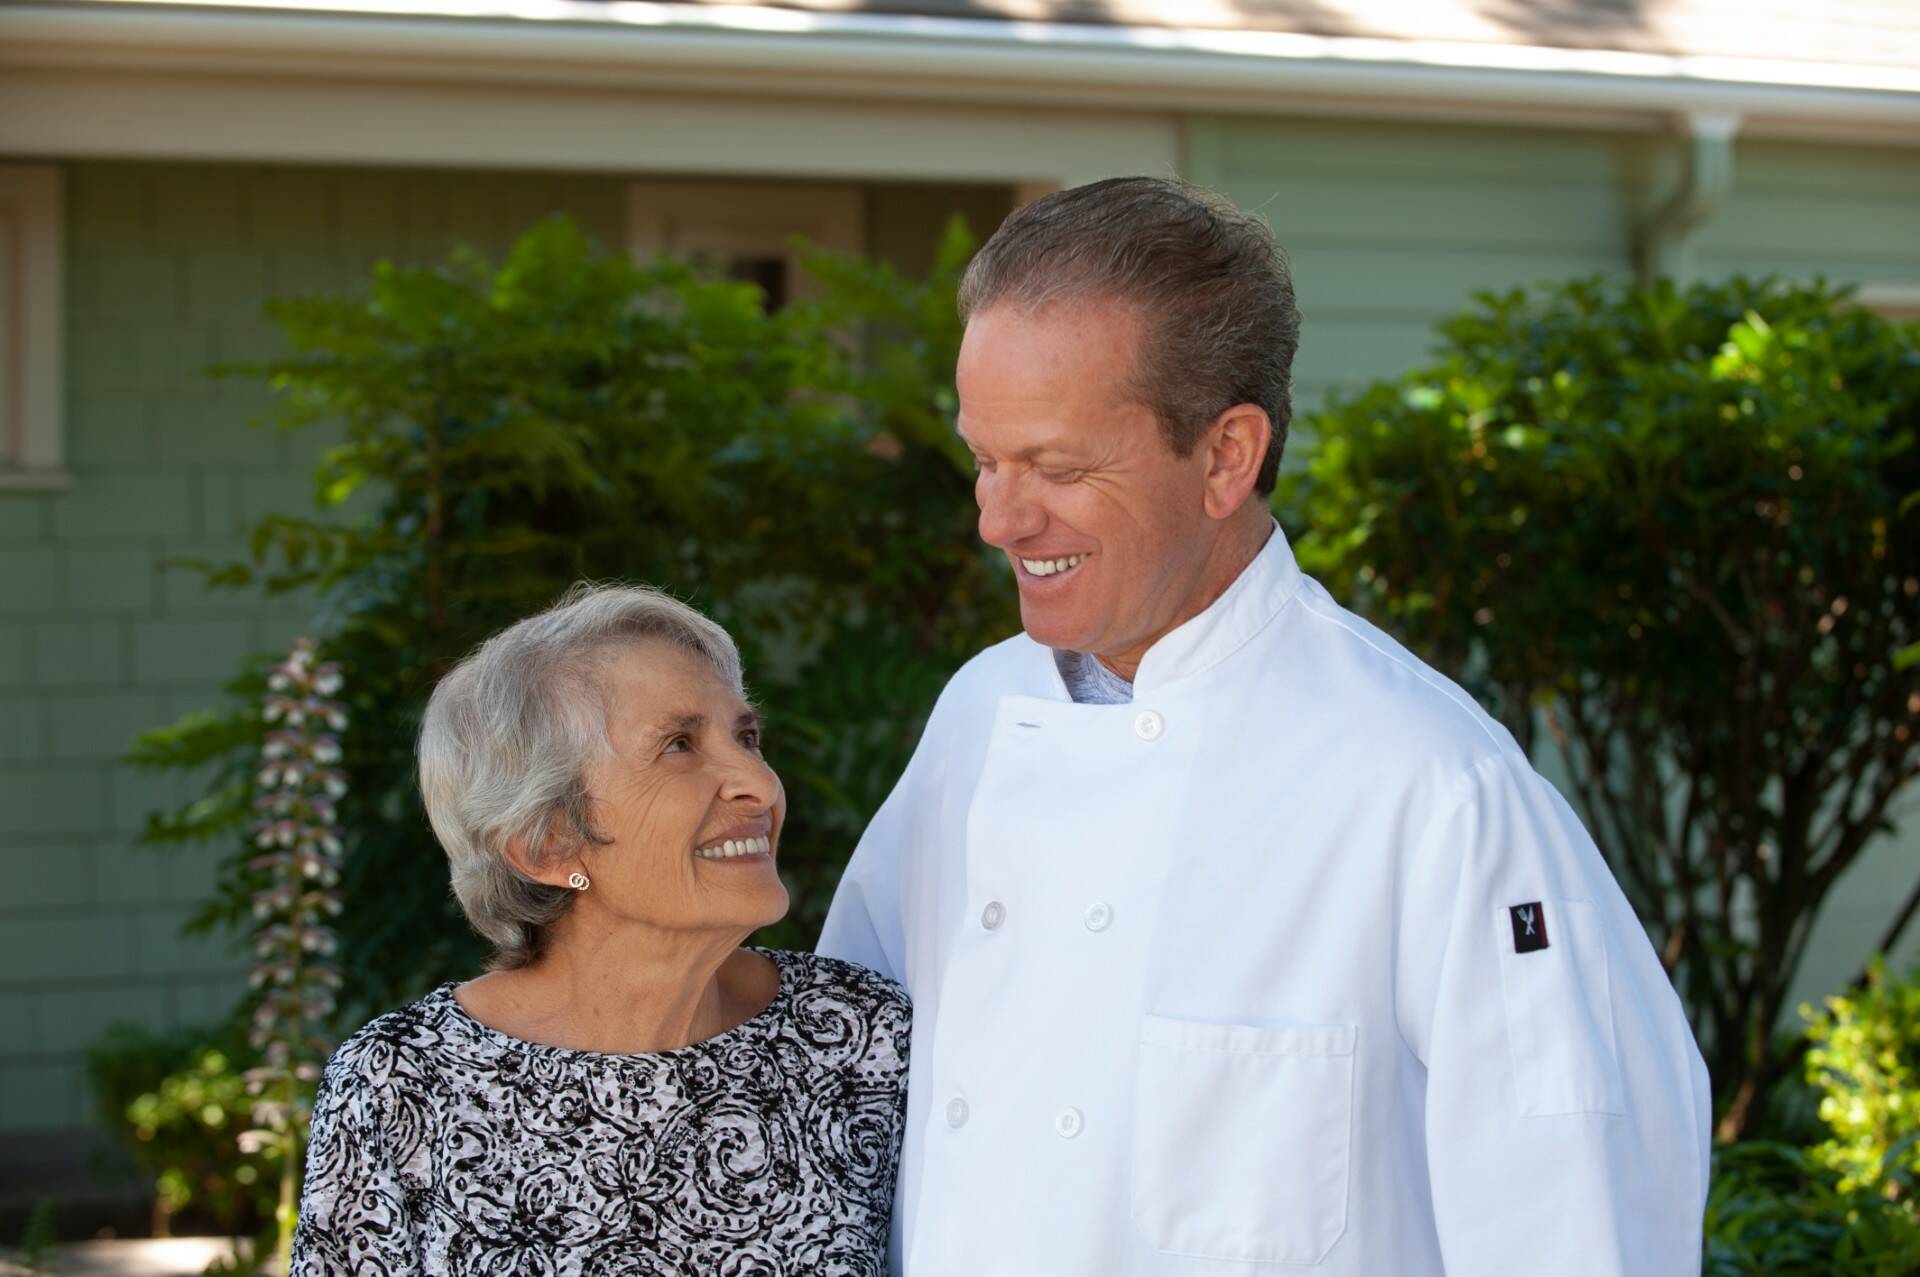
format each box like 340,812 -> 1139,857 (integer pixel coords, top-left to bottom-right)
975,471 -> 1045,549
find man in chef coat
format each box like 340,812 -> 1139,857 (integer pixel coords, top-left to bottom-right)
818,176 -> 1712,1275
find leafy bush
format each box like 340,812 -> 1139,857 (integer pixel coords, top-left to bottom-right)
12,1200 -> 57,1270
1705,1141 -> 1920,1275
1707,963 -> 1920,1272
129,215 -> 1009,1020
86,1025 -> 278,1238
1806,959 -> 1920,1195
1282,277 -> 1920,1137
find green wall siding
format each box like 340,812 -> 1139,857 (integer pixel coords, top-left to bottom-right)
0,162 -> 628,1136
1693,138 -> 1920,288
1189,117 -> 1920,403
1186,115 -> 1651,407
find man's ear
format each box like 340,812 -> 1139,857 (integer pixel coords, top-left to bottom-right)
1201,403 -> 1272,520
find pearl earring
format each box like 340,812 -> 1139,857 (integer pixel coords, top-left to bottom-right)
567,871 -> 590,891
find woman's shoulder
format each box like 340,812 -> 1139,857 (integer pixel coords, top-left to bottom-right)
767,950 -> 911,1077
768,944 -> 910,1029
769,949 -> 910,1018
320,985 -> 468,1092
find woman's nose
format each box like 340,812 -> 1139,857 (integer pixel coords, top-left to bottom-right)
975,471 -> 1044,549
720,747 -> 780,809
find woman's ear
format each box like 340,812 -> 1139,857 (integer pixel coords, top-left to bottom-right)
1201,403 -> 1272,521
502,835 -> 581,891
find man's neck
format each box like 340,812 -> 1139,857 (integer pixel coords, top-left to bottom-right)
1095,512 -> 1275,683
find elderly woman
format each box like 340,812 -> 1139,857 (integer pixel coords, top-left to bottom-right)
290,585 -> 908,1275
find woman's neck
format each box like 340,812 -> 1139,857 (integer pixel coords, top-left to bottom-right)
457,918 -> 767,1054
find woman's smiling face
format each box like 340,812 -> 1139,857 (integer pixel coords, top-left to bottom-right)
571,639 -> 789,936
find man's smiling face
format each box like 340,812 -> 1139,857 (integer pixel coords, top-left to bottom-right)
956,299 -> 1225,676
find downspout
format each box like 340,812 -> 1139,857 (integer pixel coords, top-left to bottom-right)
1635,111 -> 1741,285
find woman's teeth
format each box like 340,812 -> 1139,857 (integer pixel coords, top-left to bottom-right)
694,835 -> 771,861
1022,554 -> 1088,578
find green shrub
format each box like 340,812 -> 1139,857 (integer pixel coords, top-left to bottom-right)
13,1200 -> 57,1269
1806,960 -> 1920,1195
1281,276 -> 1920,1137
128,215 -> 1009,1019
86,1024 -> 278,1237
1705,1141 -> 1920,1275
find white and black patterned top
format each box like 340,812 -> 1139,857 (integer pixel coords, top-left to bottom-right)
290,950 -> 909,1276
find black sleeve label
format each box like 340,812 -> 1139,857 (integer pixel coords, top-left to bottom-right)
1510,902 -> 1550,954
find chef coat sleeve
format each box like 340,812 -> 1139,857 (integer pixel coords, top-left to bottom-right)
816,740 -> 920,983
1395,753 -> 1712,1276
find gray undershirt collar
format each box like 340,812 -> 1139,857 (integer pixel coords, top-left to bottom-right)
1054,648 -> 1135,705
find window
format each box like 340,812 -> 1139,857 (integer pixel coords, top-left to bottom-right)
626,180 -> 864,309
0,166 -> 65,490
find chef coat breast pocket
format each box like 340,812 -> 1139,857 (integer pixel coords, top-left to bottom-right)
1131,1015 -> 1355,1266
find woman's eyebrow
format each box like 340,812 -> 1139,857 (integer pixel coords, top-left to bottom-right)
736,710 -> 763,733
652,712 -> 707,737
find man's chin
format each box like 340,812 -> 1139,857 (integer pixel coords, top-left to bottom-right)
1017,603 -> 1093,653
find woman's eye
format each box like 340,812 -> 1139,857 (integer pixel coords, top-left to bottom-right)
663,735 -> 691,754
1040,468 -> 1079,483
740,729 -> 763,751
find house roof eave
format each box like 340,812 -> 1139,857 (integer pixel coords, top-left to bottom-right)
3,0 -> 1918,148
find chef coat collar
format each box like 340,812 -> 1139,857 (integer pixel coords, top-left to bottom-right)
1125,518 -> 1303,694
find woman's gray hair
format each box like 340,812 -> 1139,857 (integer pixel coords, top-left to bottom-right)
418,582 -> 744,970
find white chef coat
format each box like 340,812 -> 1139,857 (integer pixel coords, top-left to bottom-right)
818,524 -> 1712,1275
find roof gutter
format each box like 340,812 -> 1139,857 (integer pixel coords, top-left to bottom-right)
1636,111 -> 1741,284
3,1 -> 1919,145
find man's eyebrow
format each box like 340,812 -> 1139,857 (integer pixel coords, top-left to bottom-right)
953,425 -> 1084,462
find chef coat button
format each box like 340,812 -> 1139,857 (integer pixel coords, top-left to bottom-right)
1134,710 -> 1165,741
1054,1107 -> 1084,1139
1083,902 -> 1113,932
946,1097 -> 970,1129
981,900 -> 1006,931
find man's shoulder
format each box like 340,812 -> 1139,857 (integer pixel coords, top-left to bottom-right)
1273,578 -> 1524,778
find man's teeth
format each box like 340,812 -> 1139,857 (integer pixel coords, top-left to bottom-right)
1021,554 -> 1089,578
694,835 -> 771,861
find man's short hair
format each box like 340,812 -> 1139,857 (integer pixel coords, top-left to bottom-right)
958,176 -> 1301,495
